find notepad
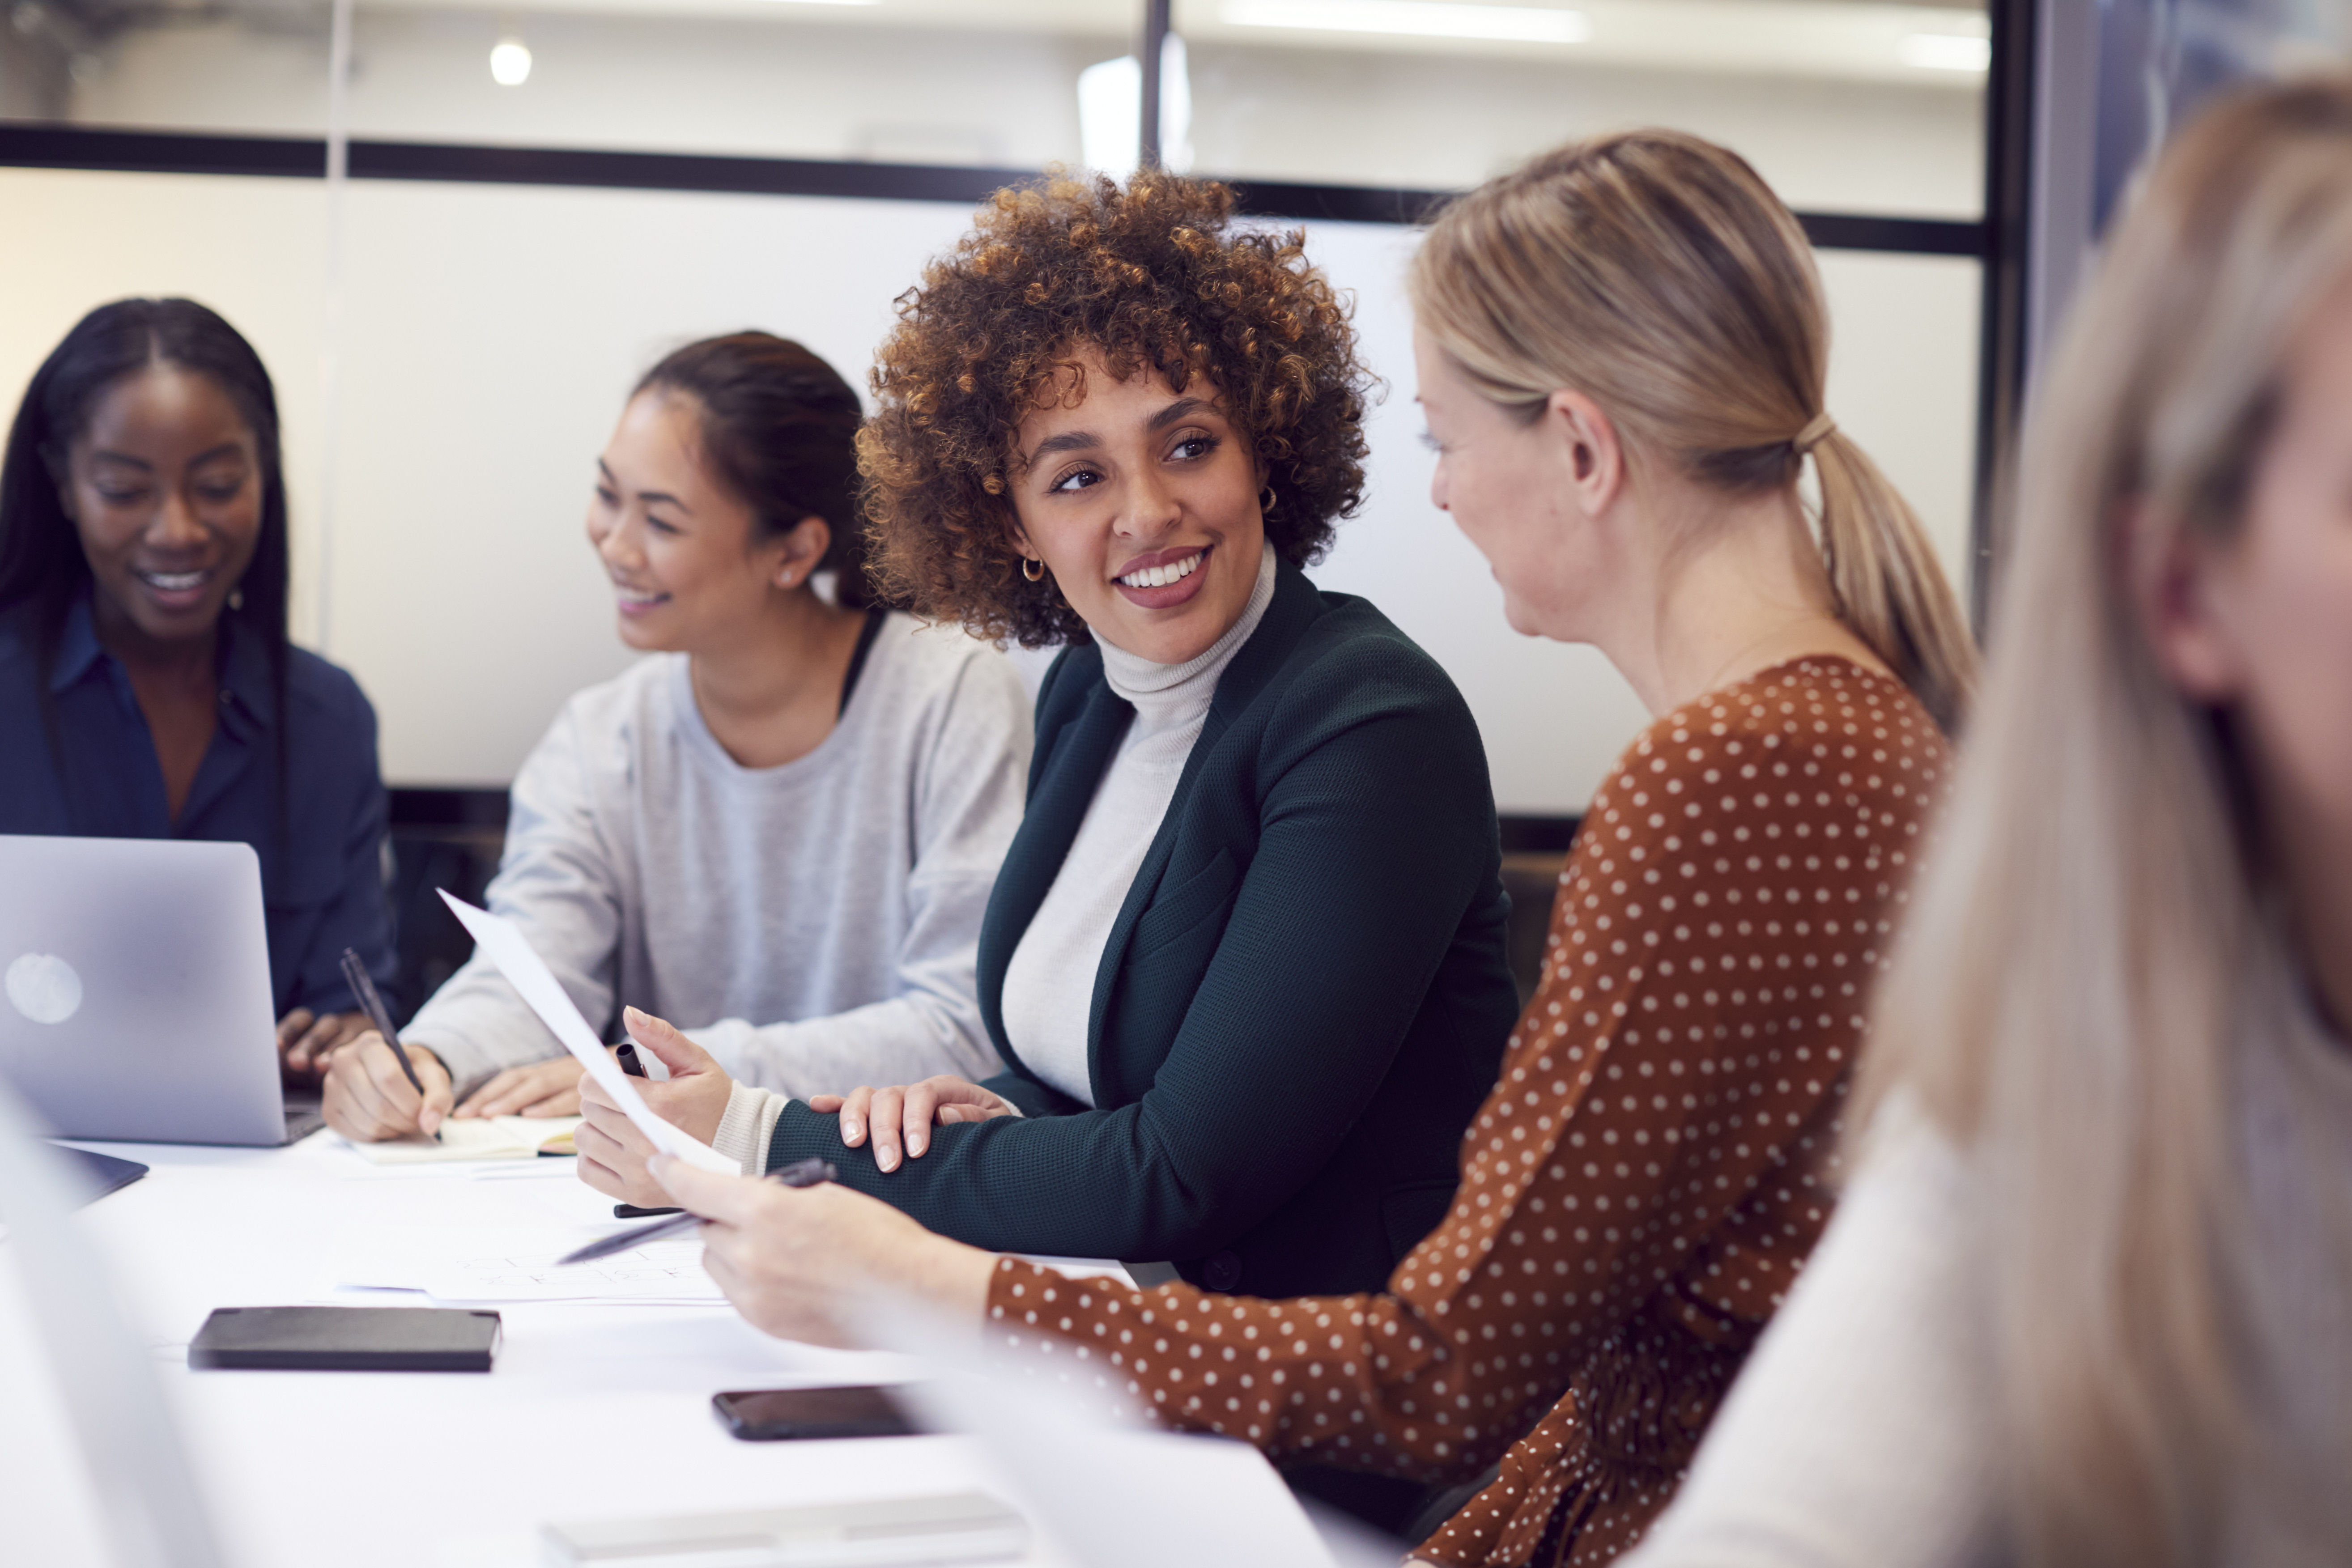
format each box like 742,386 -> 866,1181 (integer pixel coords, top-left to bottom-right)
342,1115 -> 582,1164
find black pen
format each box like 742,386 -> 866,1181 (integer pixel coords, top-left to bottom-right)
557,1157 -> 838,1265
339,947 -> 426,1100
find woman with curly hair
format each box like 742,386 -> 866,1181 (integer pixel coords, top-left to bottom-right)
574,174 -> 1523,1329
589,132 -> 1970,1566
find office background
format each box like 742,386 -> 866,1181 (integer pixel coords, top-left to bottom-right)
0,0 -> 1993,816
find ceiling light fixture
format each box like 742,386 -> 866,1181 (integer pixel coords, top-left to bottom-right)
1221,0 -> 1590,45
1078,36 -> 1194,179
489,35 -> 532,85
1896,31 -> 1990,72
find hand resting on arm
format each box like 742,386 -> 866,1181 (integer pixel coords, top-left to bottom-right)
807,1076 -> 1017,1173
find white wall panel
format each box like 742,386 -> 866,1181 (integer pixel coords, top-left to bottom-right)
322,179 -> 980,782
0,166 -> 1977,809
1298,221 -> 1979,813
0,168 -> 334,644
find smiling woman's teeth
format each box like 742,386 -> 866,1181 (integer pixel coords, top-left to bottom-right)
1118,552 -> 1203,590
139,569 -> 206,592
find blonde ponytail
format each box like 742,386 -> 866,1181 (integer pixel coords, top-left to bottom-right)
1410,130 -> 1976,730
1811,429 -> 1977,730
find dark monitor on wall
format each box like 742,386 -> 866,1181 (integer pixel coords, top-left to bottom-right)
2027,0 -> 2352,384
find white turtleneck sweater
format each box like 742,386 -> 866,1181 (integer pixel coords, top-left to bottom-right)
999,540 -> 1279,1107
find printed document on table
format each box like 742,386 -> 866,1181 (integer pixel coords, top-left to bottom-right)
324,1224 -> 724,1305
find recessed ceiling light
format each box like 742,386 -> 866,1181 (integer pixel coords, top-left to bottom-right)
1221,0 -> 1591,46
1897,31 -> 1990,72
489,38 -> 531,85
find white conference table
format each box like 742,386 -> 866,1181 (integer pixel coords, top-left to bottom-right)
4,1130 -> 1349,1568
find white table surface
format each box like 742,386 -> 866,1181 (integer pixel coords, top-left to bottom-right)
0,1130 -> 1348,1568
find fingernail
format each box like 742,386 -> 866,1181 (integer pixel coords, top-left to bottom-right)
910,1136 -> 926,1156
844,1120 -> 861,1143
879,1148 -> 897,1172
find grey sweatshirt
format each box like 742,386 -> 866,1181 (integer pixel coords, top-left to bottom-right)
401,616 -> 1031,1101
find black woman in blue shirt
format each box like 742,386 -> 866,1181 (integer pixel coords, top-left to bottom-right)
0,298 -> 395,1077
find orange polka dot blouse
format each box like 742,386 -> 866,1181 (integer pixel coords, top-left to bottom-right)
984,659 -> 1951,1566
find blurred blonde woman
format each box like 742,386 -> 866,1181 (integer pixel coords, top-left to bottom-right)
1626,78 -> 2352,1568
617,134 -> 1973,1566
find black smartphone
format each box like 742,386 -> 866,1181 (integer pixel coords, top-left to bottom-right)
711,1385 -> 921,1441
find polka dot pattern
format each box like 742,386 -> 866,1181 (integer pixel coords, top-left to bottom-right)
982,660 -> 1948,1567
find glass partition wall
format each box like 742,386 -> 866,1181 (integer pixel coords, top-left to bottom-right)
0,0 -> 1989,820
4,0 -> 1985,202
2,1 -> 1132,158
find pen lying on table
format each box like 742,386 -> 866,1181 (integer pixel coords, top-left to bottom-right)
557,1156 -> 839,1264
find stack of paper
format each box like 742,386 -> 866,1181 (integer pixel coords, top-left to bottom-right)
325,1223 -> 724,1305
342,1115 -> 583,1164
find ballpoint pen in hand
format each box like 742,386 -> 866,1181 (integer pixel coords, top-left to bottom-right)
338,947 -> 426,1100
557,1156 -> 839,1264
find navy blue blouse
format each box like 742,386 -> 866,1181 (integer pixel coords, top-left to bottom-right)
0,593 -> 396,1018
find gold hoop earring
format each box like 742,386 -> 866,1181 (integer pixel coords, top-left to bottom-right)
1022,557 -> 1045,583
1259,485 -> 1276,515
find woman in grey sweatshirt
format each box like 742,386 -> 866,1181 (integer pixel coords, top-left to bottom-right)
321,333 -> 1029,1142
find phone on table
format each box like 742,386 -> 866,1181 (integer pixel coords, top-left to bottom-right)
711,1385 -> 921,1441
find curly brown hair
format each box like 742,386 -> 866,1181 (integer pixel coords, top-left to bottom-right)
857,170 -> 1374,646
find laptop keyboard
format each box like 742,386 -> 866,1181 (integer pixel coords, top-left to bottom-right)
281,1091 -> 327,1145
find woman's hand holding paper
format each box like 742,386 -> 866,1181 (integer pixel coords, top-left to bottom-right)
647,1152 -> 995,1347
576,1007 -> 736,1204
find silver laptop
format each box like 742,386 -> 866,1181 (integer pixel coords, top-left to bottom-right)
0,834 -> 298,1146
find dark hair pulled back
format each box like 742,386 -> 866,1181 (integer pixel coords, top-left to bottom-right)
634,333 -> 875,608
0,297 -> 292,760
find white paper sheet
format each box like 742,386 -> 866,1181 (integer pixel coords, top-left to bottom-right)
326,1224 -> 725,1304
437,890 -> 735,1175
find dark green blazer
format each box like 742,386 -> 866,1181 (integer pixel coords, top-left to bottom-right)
764,558 -> 1518,1298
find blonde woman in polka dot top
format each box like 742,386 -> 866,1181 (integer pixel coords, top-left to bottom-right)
979,663 -> 1946,1559
636,131 -> 1972,1567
